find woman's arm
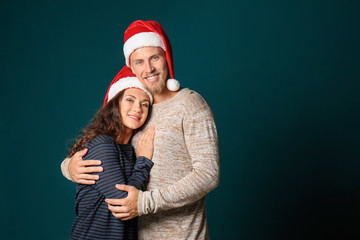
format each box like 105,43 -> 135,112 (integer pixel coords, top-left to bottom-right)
85,135 -> 152,199
127,125 -> 155,190
126,156 -> 153,191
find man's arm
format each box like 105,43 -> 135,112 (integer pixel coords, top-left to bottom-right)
139,107 -> 219,214
60,148 -> 103,184
61,157 -> 73,181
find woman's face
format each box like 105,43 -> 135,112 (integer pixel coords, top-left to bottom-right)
120,88 -> 150,130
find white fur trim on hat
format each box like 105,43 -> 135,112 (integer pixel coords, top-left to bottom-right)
124,32 -> 166,67
108,77 -> 153,104
166,79 -> 180,91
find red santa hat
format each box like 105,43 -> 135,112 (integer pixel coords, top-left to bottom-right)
123,20 -> 180,91
103,66 -> 153,108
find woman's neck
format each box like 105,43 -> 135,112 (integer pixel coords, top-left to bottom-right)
116,128 -> 133,144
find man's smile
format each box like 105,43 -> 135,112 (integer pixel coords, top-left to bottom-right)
144,73 -> 160,82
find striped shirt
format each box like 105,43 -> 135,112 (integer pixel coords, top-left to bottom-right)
70,135 -> 153,240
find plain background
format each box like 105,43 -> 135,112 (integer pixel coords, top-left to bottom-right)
1,0 -> 360,239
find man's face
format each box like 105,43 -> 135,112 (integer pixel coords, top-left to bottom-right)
129,46 -> 168,95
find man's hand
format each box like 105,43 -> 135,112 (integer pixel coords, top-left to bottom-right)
105,184 -> 139,221
69,148 -> 103,184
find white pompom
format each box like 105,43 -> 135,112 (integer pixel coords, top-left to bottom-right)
166,79 -> 180,91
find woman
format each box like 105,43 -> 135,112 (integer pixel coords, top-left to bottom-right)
68,67 -> 154,240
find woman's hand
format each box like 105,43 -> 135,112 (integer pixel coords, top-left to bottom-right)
136,125 -> 155,160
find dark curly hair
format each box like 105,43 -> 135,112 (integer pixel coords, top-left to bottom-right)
67,91 -> 127,157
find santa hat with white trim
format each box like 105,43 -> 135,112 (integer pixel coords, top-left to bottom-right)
123,20 -> 180,91
103,66 -> 153,108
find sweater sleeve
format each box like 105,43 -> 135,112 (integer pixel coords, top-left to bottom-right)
138,106 -> 220,215
127,156 -> 154,191
83,136 -> 153,199
60,157 -> 72,181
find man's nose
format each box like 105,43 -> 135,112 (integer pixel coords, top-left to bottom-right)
145,60 -> 155,73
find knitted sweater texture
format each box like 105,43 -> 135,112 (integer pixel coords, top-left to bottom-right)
132,88 -> 219,239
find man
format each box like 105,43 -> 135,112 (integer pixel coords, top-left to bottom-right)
62,20 -> 220,239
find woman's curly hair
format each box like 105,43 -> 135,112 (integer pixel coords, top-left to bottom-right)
67,91 -> 125,157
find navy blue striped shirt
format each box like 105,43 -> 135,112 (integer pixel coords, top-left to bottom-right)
70,135 -> 153,240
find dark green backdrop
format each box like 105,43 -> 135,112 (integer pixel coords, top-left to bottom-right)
1,0 -> 359,239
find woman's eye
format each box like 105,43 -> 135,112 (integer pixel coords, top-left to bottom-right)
141,103 -> 149,108
126,98 -> 134,103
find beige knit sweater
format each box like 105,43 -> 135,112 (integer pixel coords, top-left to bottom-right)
62,88 -> 220,239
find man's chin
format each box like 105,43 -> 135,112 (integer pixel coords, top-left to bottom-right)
148,84 -> 165,95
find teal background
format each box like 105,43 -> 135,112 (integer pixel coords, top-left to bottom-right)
1,0 -> 360,239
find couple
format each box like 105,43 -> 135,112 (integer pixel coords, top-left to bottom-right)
62,20 -> 220,239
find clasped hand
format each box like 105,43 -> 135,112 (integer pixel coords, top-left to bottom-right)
106,184 -> 140,221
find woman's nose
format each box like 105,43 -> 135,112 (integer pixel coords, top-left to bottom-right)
133,103 -> 142,113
